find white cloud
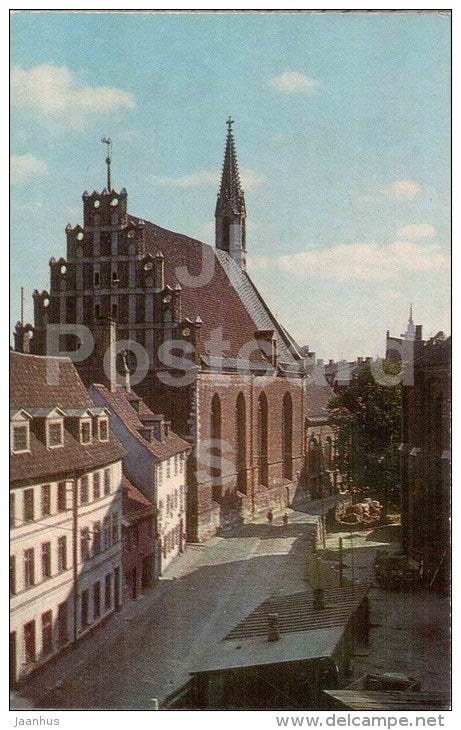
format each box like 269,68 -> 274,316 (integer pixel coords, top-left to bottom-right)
11,154 -> 48,184
396,223 -> 435,240
153,167 -> 265,189
271,239 -> 448,282
11,65 -> 134,125
268,71 -> 319,93
387,179 -> 421,199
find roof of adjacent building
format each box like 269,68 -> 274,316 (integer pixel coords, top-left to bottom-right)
91,383 -> 190,461
191,585 -> 369,675
10,352 -> 126,486
305,383 -> 335,425
10,350 -> 94,410
129,215 -> 303,369
122,474 -> 154,523
225,585 -> 368,640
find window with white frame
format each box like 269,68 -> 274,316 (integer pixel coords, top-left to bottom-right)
157,463 -> 163,486
99,418 -> 109,441
80,419 -> 92,444
166,458 -> 171,479
11,423 -> 29,453
23,488 -> 34,522
104,468 -> 111,495
48,420 -> 63,447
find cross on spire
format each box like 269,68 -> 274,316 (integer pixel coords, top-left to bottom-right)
101,137 -> 112,191
226,116 -> 234,132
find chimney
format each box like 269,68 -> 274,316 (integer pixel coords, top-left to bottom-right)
357,357 -> 363,364
328,359 -> 334,366
13,322 -> 32,353
118,349 -> 131,392
267,613 -> 280,642
94,317 -> 117,392
313,588 -> 325,610
154,251 -> 164,291
366,356 -> 372,363
173,283 -> 182,322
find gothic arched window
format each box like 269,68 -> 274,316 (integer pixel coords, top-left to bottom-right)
235,392 -> 247,494
282,392 -> 293,480
257,392 -> 268,486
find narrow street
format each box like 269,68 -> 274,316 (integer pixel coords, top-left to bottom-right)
13,502 -> 450,710
16,506 -> 319,710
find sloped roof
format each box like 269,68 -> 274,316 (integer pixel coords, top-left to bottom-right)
305,383 -> 335,424
122,474 -> 154,523
191,586 -> 369,674
10,352 -> 125,486
225,585 -> 369,640
10,351 -> 93,410
91,383 -> 190,461
131,216 -> 302,368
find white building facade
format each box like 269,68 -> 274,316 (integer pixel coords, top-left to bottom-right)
10,352 -> 125,686
89,383 -> 190,579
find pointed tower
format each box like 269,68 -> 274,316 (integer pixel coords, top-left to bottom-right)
215,117 -> 247,269
405,304 -> 416,341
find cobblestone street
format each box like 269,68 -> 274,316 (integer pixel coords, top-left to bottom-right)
15,506 -> 319,710
13,503 -> 450,711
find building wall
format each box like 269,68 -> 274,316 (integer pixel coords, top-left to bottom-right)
122,516 -> 155,601
387,333 -> 450,593
156,454 -> 187,570
10,460 -> 122,684
303,423 -> 342,500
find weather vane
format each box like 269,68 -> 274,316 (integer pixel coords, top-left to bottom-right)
101,137 -> 112,190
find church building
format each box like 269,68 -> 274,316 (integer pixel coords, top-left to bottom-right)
23,120 -> 311,541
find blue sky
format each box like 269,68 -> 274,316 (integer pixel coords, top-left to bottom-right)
10,10 -> 451,360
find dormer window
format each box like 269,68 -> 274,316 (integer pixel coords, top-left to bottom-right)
99,418 -> 109,442
80,420 -> 92,445
48,420 -> 64,448
11,424 -> 29,453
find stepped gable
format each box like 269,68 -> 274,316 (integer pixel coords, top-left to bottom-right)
131,215 -> 301,367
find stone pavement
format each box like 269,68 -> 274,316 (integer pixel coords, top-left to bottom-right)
14,504 -> 319,710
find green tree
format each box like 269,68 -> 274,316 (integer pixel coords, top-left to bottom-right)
329,362 -> 402,514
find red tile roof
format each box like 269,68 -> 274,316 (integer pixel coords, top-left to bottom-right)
122,474 -> 154,522
10,351 -> 93,410
132,217 -> 267,362
91,383 -> 190,461
10,352 -> 126,486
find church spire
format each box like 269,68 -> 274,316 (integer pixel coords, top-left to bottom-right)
215,117 -> 246,269
405,303 -> 416,341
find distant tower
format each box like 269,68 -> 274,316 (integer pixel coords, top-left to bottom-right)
405,304 -> 416,341
215,117 -> 247,269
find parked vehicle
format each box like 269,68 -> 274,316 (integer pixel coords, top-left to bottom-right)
374,551 -> 420,590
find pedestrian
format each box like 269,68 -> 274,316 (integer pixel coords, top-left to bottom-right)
267,509 -> 273,524
282,513 -> 288,528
